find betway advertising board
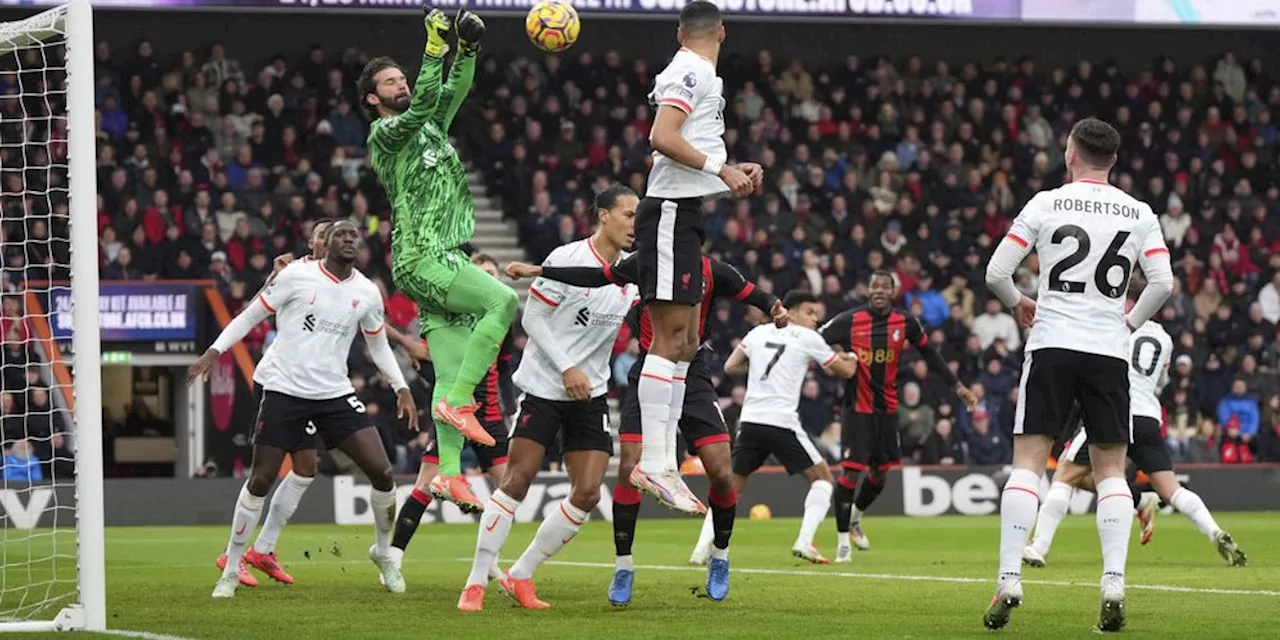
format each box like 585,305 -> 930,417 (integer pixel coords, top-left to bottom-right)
3,466 -> 1278,529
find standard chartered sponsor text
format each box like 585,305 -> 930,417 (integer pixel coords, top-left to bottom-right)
271,0 -> 977,15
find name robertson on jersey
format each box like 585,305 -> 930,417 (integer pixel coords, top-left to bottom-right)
1052,198 -> 1141,219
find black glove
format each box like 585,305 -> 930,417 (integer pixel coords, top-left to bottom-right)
454,8 -> 485,56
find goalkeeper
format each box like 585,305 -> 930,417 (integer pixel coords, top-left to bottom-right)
360,4 -> 518,512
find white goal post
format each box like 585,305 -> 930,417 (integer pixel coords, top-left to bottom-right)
0,0 -> 104,632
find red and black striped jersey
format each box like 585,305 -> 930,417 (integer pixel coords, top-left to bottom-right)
474,331 -> 516,423
820,305 -> 928,414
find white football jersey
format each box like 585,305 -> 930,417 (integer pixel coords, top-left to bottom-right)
1007,180 -> 1169,360
253,260 -> 386,400
513,239 -> 639,401
737,324 -> 838,432
1127,320 -> 1173,421
646,48 -> 729,199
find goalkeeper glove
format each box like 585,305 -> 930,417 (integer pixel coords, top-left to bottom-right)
423,6 -> 452,58
454,8 -> 485,56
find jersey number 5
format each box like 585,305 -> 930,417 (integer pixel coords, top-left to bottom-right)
1046,226 -> 1132,299
347,396 -> 367,414
761,342 -> 787,380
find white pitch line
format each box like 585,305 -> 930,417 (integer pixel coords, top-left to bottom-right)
101,629 -> 201,640
492,558 -> 1280,598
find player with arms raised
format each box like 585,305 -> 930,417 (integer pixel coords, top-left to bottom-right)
819,271 -> 978,560
689,292 -> 856,577
983,117 -> 1173,632
360,4 -> 519,513
190,220 -> 419,598
1024,285 -> 1247,569
214,220 -> 428,588
458,189 -> 638,612
631,0 -> 762,512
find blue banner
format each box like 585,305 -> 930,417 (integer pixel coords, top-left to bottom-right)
50,283 -> 200,342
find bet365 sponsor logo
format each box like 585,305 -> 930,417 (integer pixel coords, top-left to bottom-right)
333,476 -> 613,525
901,467 -> 1105,517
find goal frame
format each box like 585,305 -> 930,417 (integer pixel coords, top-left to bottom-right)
0,0 -> 105,632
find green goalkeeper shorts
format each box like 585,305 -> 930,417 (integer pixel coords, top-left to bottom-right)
393,249 -> 478,333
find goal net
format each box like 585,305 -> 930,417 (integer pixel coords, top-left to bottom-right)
0,0 -> 104,633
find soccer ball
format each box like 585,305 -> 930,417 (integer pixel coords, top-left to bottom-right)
749,504 -> 772,520
525,1 -> 580,53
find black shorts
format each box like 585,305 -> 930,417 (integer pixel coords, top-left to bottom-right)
732,422 -> 825,476
510,394 -> 613,455
423,418 -> 509,471
634,196 -> 705,305
620,356 -> 729,450
252,389 -> 369,453
1015,348 -> 1130,445
841,412 -> 902,472
1063,416 -> 1172,474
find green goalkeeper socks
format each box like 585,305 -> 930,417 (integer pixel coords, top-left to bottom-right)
442,262 -> 518,411
424,324 -> 469,476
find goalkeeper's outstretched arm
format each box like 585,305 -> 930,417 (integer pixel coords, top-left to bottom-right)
432,8 -> 484,131
368,7 -> 453,153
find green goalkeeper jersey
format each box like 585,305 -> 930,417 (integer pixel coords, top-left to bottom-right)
369,53 -> 476,267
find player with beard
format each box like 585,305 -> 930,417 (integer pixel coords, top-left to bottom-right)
505,194 -> 788,604
191,220 -> 419,598
361,4 -> 519,514
458,187 -> 638,612
819,271 -> 978,561
214,219 -> 429,587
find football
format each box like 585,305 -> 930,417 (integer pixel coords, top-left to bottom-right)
525,1 -> 580,53
749,504 -> 773,520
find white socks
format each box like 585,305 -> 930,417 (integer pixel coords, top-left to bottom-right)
616,555 -> 634,571
253,471 -> 314,555
695,507 -> 715,553
370,487 -> 397,557
509,498 -> 587,580
998,468 -> 1040,585
222,484 -> 266,578
467,490 -> 519,587
837,531 -> 850,549
797,480 -> 833,549
666,361 -> 691,473
1170,487 -> 1220,539
1029,481 -> 1073,557
1095,476 -> 1133,582
638,354 -> 676,474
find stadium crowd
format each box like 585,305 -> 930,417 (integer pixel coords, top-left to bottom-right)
4,34 -> 1280,479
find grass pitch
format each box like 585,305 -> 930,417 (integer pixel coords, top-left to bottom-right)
3,512 -> 1278,638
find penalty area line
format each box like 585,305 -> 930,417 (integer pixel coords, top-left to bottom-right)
457,558 -> 1280,598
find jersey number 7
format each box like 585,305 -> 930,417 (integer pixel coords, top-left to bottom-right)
761,342 -> 787,380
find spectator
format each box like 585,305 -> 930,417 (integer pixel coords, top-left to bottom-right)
906,273 -> 949,328
897,382 -> 935,457
918,418 -> 964,466
3,439 -> 43,483
1257,395 -> 1280,462
1219,417 -> 1255,464
1258,271 -> 1280,325
1217,379 -> 1260,439
965,407 -> 1008,465
970,298 -> 1019,350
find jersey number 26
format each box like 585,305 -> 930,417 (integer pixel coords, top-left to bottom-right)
1047,226 -> 1132,299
